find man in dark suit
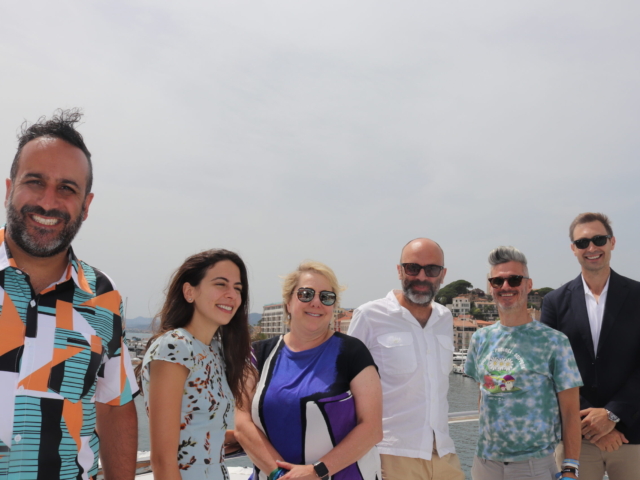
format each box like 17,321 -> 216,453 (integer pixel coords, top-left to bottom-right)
541,212 -> 640,480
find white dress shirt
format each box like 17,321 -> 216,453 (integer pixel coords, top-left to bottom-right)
582,275 -> 610,353
348,290 -> 456,461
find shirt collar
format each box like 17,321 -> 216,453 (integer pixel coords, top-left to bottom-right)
581,274 -> 610,299
0,227 -> 93,294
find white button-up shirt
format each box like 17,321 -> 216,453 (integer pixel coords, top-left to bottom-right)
582,275 -> 610,353
348,290 -> 456,460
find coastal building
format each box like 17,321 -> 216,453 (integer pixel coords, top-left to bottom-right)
474,300 -> 499,321
447,296 -> 471,316
527,292 -> 542,309
334,310 -> 353,333
453,316 -> 477,351
260,303 -> 348,338
260,303 -> 290,338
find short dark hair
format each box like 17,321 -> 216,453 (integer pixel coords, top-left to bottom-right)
569,212 -> 613,241
11,108 -> 93,194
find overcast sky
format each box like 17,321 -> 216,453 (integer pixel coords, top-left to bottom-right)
1,1 -> 639,318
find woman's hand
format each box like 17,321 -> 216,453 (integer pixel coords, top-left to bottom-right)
276,460 -> 317,479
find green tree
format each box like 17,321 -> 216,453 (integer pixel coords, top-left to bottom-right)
533,287 -> 554,297
437,279 -> 473,306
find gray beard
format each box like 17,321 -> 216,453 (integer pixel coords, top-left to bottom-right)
402,281 -> 440,306
6,200 -> 84,258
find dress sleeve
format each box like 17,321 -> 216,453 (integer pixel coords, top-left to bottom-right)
144,330 -> 194,371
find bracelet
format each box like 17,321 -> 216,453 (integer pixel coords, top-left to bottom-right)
562,458 -> 579,468
560,466 -> 579,478
268,467 -> 288,480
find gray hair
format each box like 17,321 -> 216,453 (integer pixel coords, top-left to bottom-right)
488,246 -> 528,269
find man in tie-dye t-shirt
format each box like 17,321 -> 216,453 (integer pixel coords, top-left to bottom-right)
465,247 -> 582,480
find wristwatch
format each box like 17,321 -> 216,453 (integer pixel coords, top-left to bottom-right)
313,461 -> 330,480
606,409 -> 620,423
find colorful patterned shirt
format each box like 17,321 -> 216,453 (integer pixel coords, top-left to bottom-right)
0,228 -> 138,479
464,320 -> 582,462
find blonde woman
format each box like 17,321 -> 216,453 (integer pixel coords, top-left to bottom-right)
236,261 -> 382,480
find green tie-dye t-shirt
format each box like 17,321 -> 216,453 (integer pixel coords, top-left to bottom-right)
465,321 -> 582,462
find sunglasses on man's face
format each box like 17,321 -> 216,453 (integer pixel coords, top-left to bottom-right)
297,287 -> 337,306
400,263 -> 444,277
488,275 -> 529,288
572,235 -> 612,250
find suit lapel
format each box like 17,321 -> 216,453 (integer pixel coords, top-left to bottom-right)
569,275 -> 596,359
597,270 -> 628,355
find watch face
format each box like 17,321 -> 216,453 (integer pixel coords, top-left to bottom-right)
313,461 -> 329,478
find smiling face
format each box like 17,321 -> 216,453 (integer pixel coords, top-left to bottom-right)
490,261 -> 532,314
184,260 -> 243,333
571,221 -> 615,274
397,239 -> 447,306
5,137 -> 93,258
286,271 -> 334,334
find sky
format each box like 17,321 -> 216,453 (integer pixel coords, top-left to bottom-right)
1,1 -> 639,318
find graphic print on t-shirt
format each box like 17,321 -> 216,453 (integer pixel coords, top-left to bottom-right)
481,347 -> 524,394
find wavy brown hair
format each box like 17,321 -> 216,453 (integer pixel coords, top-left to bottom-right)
136,249 -> 255,407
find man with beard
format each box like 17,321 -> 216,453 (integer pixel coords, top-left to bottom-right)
464,246 -> 581,480
348,238 -> 464,480
0,110 -> 138,479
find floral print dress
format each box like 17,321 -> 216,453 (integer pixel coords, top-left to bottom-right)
142,328 -> 233,480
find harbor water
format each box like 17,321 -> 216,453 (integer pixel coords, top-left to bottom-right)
134,371 -> 481,479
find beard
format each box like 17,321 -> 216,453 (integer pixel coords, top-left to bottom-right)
495,290 -> 527,313
402,277 -> 441,306
6,199 -> 85,258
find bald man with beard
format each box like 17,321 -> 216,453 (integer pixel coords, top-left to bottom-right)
348,239 -> 464,480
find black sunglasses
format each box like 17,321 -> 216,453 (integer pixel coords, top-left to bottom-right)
488,275 -> 529,288
401,263 -> 444,277
297,288 -> 337,306
573,235 -> 611,250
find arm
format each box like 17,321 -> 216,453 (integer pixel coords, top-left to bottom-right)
557,387 -> 581,480
147,360 -> 189,480
95,401 -> 138,480
234,371 -> 283,474
277,365 -> 383,479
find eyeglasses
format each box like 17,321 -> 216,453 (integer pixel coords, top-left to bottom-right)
297,288 -> 337,306
488,275 -> 529,288
572,235 -> 612,250
400,263 -> 445,277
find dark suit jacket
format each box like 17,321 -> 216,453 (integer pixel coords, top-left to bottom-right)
540,270 -> 640,443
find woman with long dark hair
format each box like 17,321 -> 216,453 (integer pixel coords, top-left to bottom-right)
138,249 -> 253,480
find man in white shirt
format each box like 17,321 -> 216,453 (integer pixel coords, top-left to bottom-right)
541,212 -> 640,480
348,238 -> 464,480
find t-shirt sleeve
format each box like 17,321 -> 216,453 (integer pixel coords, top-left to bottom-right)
551,332 -> 583,392
341,334 -> 378,382
464,333 -> 480,382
